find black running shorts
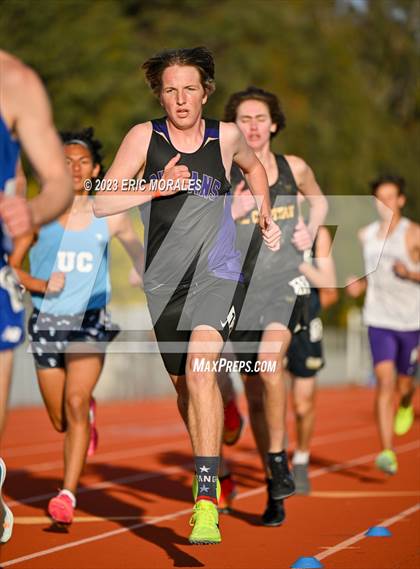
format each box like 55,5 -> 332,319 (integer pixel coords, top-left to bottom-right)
146,277 -> 245,376
230,277 -> 310,375
286,316 -> 324,378
28,308 -> 120,369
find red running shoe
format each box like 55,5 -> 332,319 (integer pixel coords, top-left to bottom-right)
88,397 -> 98,457
223,399 -> 244,446
48,492 -> 74,524
218,474 -> 237,513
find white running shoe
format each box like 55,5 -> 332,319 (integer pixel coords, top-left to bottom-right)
0,457 -> 14,543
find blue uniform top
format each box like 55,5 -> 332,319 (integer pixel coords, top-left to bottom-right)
0,113 -> 20,266
29,206 -> 111,315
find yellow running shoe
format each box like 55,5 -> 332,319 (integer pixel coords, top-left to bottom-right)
375,449 -> 398,475
189,500 -> 221,544
394,405 -> 414,436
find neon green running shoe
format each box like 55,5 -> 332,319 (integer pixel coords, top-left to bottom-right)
394,405 -> 414,436
375,449 -> 398,475
189,500 -> 221,544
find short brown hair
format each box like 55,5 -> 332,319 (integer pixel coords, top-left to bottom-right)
370,174 -> 406,196
142,46 -> 216,97
224,86 -> 286,138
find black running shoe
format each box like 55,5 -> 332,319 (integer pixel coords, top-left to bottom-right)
262,479 -> 286,527
267,450 -> 295,500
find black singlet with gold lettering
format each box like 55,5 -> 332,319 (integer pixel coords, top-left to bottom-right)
140,117 -> 242,293
233,154 -> 302,287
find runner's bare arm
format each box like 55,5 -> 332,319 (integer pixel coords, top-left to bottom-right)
346,227 -> 367,296
94,124 -> 151,216
9,64 -> 73,225
221,123 -> 280,250
299,227 -> 338,307
394,221 -> 420,283
15,159 -> 27,197
94,124 -> 185,217
299,226 -> 336,287
287,156 -> 328,239
8,233 -> 47,293
223,123 -> 271,222
108,213 -> 145,279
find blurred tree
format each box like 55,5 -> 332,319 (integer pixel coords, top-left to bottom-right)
1,0 -> 418,313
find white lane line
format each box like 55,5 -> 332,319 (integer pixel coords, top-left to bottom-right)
6,437 -> 187,477
2,423 -> 186,458
315,502 -> 420,563
6,422 -> 375,479
309,490 -> 420,498
229,440 -> 419,482
3,441 -> 419,567
310,440 -> 419,479
14,515 -> 156,525
0,507 -> 193,567
7,424 -> 378,508
7,463 -> 193,508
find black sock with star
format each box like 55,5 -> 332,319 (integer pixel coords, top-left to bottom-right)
195,456 -> 219,504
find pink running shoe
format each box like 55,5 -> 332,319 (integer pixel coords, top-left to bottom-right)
88,397 -> 98,457
48,492 -> 74,524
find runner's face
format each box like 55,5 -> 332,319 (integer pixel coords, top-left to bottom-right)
375,183 -> 405,220
235,100 -> 277,151
160,65 -> 207,129
65,144 -> 99,193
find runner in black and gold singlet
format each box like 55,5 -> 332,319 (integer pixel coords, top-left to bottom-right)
218,86 -> 327,525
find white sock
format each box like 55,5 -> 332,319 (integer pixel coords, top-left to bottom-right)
292,450 -> 310,465
59,489 -> 76,508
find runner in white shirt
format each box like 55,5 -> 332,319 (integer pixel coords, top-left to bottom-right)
347,175 -> 420,475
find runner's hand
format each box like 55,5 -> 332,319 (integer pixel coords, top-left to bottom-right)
0,195 -> 33,237
292,218 -> 313,251
129,266 -> 143,288
160,153 -> 191,194
231,181 -> 255,220
46,272 -> 65,295
261,217 -> 281,251
393,261 -> 409,279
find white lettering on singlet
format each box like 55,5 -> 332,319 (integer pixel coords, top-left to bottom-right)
57,251 -> 94,273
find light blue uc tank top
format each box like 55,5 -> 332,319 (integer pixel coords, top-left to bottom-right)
29,209 -> 111,315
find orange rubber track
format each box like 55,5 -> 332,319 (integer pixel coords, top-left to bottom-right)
0,386 -> 419,569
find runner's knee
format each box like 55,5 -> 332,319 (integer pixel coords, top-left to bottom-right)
294,395 -> 313,418
65,393 -> 89,422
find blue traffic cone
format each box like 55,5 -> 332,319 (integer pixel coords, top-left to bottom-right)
366,526 -> 392,537
291,557 -> 323,568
